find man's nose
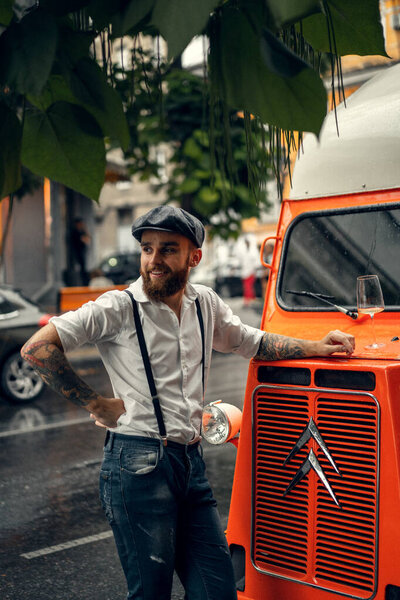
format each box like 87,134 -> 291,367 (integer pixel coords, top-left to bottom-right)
149,250 -> 164,264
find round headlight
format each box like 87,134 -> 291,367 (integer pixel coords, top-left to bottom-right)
202,401 -> 242,445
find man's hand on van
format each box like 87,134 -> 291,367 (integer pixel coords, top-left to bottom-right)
316,330 -> 355,356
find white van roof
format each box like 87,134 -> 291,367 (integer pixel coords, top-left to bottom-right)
289,63 -> 400,200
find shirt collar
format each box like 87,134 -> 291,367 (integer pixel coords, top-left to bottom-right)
129,276 -> 199,304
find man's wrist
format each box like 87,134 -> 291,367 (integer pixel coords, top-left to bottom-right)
303,340 -> 319,357
86,394 -> 103,414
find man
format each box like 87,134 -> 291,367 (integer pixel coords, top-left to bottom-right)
70,217 -> 91,285
21,206 -> 355,600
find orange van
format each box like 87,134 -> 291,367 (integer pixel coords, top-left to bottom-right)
203,63 -> 400,600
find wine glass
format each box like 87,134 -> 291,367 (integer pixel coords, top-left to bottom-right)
356,275 -> 385,349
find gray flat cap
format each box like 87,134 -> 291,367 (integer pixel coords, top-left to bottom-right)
131,206 -> 205,248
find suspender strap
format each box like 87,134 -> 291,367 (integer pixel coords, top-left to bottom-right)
195,297 -> 205,397
124,289 -> 205,444
124,289 -> 167,442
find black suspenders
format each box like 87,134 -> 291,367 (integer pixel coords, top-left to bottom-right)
124,289 -> 205,445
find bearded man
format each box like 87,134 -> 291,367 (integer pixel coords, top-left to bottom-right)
21,206 -> 355,600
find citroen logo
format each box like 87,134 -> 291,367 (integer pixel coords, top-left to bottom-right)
283,418 -> 342,507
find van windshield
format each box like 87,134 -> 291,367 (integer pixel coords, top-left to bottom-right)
278,203 -> 400,311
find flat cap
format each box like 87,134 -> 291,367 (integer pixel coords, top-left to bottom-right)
131,206 -> 205,248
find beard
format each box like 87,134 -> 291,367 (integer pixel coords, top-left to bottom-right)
141,259 -> 190,301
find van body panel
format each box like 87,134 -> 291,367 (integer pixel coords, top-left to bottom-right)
226,64 -> 400,599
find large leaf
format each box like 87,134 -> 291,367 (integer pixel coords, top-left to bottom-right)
40,0 -> 91,15
88,0 -> 121,30
0,8 -> 58,96
57,26 -> 95,66
261,28 -> 309,77
210,8 -> 327,134
67,58 -> 130,150
302,0 -> 388,56
267,0 -> 321,28
0,103 -> 22,199
111,0 -> 154,37
0,0 -> 14,26
152,0 -> 219,58
21,102 -> 106,200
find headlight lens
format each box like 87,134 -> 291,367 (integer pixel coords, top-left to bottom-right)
202,401 -> 242,445
202,404 -> 230,444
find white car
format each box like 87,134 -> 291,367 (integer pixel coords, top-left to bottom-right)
0,286 -> 51,403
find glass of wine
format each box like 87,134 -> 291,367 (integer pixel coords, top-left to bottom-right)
356,275 -> 385,349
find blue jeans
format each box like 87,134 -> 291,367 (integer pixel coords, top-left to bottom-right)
99,433 -> 237,600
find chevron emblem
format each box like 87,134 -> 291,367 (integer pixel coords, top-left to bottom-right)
283,417 -> 342,507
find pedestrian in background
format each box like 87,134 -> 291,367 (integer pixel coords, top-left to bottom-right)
70,217 -> 91,286
240,237 -> 259,307
21,206 -> 355,600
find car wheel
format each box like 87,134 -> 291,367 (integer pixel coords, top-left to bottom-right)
0,352 -> 44,404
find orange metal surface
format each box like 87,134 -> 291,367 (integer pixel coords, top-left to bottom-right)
227,358 -> 400,600
58,285 -> 126,312
261,189 -> 400,356
226,189 -> 400,600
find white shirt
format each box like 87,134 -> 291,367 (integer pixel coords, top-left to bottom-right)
50,278 -> 263,444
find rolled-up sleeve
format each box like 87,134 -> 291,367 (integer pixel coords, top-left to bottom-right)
50,291 -> 127,353
211,292 -> 263,358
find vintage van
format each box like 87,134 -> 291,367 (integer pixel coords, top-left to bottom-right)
203,63 -> 400,600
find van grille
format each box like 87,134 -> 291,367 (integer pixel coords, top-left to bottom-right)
252,385 -> 379,599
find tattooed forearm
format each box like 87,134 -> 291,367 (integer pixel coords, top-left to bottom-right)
255,332 -> 309,361
21,340 -> 98,407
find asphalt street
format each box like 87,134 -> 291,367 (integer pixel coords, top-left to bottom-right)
0,299 -> 263,600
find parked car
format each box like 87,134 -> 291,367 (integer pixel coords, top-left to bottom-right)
98,251 -> 141,285
0,286 -> 52,404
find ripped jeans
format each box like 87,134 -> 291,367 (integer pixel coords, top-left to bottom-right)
99,432 -> 237,600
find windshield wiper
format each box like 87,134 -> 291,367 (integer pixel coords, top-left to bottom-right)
286,290 -> 358,320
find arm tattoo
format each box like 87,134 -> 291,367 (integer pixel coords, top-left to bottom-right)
21,340 -> 98,407
255,332 -> 307,361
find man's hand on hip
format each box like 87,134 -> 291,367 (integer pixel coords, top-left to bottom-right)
89,396 -> 126,429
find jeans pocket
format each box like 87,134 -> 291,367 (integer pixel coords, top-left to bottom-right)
120,447 -> 160,476
99,470 -> 114,522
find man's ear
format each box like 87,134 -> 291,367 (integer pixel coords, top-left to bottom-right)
189,248 -> 202,268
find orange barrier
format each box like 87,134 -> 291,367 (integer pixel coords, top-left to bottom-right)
58,285 -> 127,312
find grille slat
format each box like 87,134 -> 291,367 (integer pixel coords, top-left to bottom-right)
253,385 -> 378,598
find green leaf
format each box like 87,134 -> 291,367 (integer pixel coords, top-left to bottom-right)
198,186 -> 219,203
302,0 -> 388,57
0,8 -> 58,95
193,169 -> 211,180
57,27 -> 95,66
152,0 -> 218,58
182,137 -> 203,160
87,0 -> 118,30
29,68 -> 130,151
0,0 -> 14,26
260,28 -> 309,77
210,7 -> 327,134
111,0 -> 155,37
179,178 -> 201,194
267,0 -> 321,28
40,0 -> 91,16
21,102 -> 105,200
28,75 -> 75,111
67,59 -> 130,150
0,102 -> 22,199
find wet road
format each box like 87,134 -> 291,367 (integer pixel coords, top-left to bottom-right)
0,301 -> 262,600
